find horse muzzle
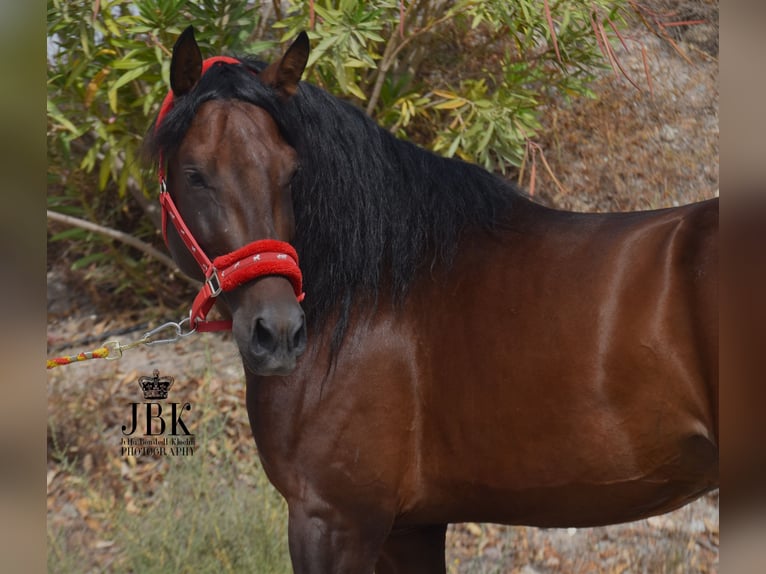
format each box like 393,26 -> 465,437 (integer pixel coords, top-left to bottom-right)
232,280 -> 307,377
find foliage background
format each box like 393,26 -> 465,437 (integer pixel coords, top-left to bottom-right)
47,0 -> 632,312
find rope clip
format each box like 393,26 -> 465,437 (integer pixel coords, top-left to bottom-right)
142,317 -> 197,346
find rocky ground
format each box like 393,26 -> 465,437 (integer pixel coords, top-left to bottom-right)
47,3 -> 718,572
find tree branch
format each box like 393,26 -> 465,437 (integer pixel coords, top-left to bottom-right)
365,3 -> 473,116
47,210 -> 200,288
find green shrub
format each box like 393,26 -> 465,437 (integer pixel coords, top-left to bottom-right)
47,0 -> 628,304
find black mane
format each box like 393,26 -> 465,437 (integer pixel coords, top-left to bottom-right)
145,58 -> 522,348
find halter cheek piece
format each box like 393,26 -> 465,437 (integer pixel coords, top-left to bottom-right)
156,56 -> 304,333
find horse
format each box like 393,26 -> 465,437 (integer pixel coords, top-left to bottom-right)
145,26 -> 718,573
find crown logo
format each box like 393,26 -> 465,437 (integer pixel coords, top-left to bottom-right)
138,369 -> 174,400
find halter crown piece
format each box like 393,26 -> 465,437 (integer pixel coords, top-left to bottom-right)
155,57 -> 305,333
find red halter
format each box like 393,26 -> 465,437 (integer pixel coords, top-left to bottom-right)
155,56 -> 304,333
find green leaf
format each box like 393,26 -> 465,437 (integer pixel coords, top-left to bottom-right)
98,157 -> 112,191
434,99 -> 467,110
446,135 -> 462,158
308,35 -> 339,67
345,80 -> 367,101
47,100 -> 79,135
108,89 -> 118,114
344,57 -> 373,69
110,64 -> 151,92
49,228 -> 87,242
478,122 -> 495,151
248,40 -> 277,55
71,252 -> 107,270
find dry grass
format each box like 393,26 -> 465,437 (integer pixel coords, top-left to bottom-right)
47,344 -> 290,573
525,3 -> 718,213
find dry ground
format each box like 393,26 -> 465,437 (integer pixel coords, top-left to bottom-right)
47,4 -> 718,572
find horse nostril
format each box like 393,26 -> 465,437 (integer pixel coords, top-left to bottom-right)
291,317 -> 307,353
251,310 -> 306,358
254,317 -> 278,354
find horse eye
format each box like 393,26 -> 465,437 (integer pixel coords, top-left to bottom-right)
184,169 -> 207,188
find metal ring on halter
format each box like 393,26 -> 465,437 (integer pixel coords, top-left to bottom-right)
206,269 -> 223,297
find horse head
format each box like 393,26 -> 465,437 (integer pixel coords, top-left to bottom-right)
156,27 -> 310,376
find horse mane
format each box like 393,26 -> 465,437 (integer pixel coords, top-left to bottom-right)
145,57 -> 523,349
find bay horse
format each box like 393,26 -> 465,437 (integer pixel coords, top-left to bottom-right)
146,27 -> 718,573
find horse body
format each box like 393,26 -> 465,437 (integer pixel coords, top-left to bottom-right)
245,197 -> 718,570
150,27 -> 718,573
408,198 -> 718,526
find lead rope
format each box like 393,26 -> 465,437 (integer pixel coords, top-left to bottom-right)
46,318 -> 197,370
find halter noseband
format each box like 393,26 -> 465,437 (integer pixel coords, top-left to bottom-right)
156,56 -> 304,333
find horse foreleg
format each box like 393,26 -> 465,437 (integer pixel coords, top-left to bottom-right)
286,502 -> 391,574
375,524 -> 448,574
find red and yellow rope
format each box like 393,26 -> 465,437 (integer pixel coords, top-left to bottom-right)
46,346 -> 111,369
47,319 -> 194,370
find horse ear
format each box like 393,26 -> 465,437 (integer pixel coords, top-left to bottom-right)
261,31 -> 310,99
170,26 -> 203,97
